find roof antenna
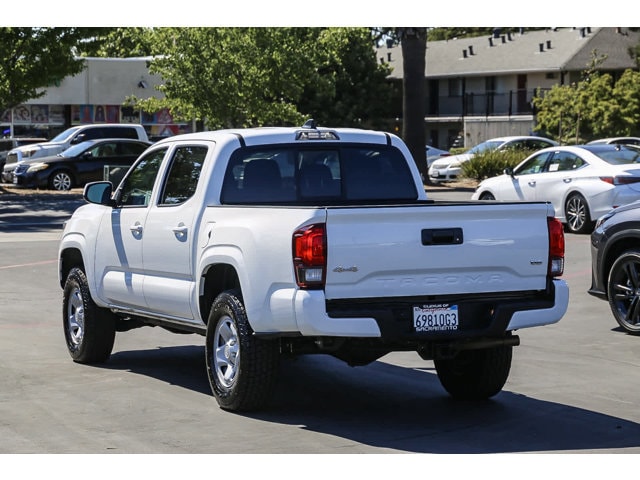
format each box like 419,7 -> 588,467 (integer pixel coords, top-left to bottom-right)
302,119 -> 317,129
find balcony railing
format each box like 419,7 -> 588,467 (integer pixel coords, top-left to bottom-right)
428,89 -> 543,117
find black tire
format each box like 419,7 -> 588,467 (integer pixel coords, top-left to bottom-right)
205,290 -> 280,412
479,191 -> 495,201
607,250 -> 640,335
62,267 -> 116,363
564,193 -> 592,234
49,170 -> 74,191
434,343 -> 512,400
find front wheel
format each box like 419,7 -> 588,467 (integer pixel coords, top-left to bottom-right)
62,267 -> 116,363
205,290 -> 280,412
49,170 -> 74,191
434,344 -> 512,400
479,191 -> 495,201
607,250 -> 640,335
564,193 -> 592,234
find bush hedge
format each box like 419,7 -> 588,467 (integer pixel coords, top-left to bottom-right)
460,149 -> 536,181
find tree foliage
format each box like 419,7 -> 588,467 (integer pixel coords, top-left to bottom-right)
533,51 -> 640,143
298,28 -> 393,129
128,27 -> 393,130
76,27 -> 155,58
0,28 -> 96,113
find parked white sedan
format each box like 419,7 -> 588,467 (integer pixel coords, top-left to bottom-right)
471,144 -> 640,234
428,135 -> 557,184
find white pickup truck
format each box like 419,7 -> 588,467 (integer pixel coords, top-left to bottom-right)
58,121 -> 569,411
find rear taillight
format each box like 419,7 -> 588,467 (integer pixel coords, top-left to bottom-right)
293,223 -> 326,289
600,176 -> 640,185
600,176 -> 614,185
615,176 -> 640,185
547,217 -> 565,277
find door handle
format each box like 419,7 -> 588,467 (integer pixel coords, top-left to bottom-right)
172,225 -> 188,238
129,223 -> 143,234
528,180 -> 536,187
563,178 -> 572,183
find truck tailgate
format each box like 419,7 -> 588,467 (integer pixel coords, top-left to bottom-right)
324,202 -> 554,300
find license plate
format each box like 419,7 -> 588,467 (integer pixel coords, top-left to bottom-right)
413,304 -> 459,332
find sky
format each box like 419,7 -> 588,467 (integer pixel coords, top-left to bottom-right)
3,1 -> 630,27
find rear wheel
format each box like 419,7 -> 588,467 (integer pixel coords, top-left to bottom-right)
205,290 -> 280,411
564,193 -> 592,234
434,344 -> 512,400
607,250 -> 640,334
62,267 -> 116,363
49,170 -> 74,191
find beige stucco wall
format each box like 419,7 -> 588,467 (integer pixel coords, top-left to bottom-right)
31,57 -> 164,106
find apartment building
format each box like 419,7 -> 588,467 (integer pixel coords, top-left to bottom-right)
377,27 -> 640,149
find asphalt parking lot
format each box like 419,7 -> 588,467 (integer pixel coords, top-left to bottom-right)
0,183 -> 638,473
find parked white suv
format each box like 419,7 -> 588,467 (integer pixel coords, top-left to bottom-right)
5,124 -> 149,165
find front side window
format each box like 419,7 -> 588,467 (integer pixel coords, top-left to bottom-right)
469,140 -> 502,155
50,127 -> 81,143
117,148 -> 167,207
515,152 -> 552,175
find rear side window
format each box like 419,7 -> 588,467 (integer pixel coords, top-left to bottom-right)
120,142 -> 148,156
79,126 -> 139,141
159,146 -> 207,205
592,146 -> 640,165
221,144 -> 417,205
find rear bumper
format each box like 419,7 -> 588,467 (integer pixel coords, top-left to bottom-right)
506,279 -> 568,330
428,166 -> 461,183
289,279 -> 568,339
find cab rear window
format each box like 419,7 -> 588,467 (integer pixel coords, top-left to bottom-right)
221,144 -> 418,205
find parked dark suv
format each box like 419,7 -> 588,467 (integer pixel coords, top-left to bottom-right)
5,124 -> 149,165
0,137 -> 47,182
11,138 -> 151,191
589,199 -> 640,334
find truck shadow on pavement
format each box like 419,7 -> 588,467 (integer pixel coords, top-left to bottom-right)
0,192 -> 84,231
105,344 -> 640,454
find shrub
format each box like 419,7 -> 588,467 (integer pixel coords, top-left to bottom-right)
460,149 -> 536,181
449,147 -> 468,156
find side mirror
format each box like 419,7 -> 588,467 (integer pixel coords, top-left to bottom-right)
83,181 -> 115,207
504,167 -> 515,178
70,133 -> 86,145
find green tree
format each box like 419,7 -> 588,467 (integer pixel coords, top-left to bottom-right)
131,27 -> 309,128
75,27 -> 155,57
611,69 -> 640,135
128,27 -> 392,130
298,28 -> 393,129
533,50 -> 640,143
0,28 -> 95,116
532,83 -> 572,141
